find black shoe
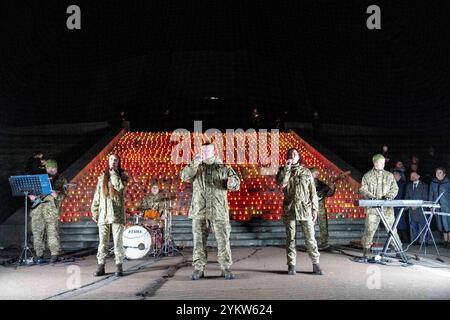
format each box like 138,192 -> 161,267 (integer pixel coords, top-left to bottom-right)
50,255 -> 59,263
312,263 -> 324,275
353,247 -> 370,263
34,256 -> 44,264
221,269 -> 235,280
353,256 -> 369,263
287,265 -> 296,275
94,264 -> 105,276
319,244 -> 331,251
115,263 -> 123,277
191,269 -> 204,280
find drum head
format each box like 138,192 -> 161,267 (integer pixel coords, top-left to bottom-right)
122,225 -> 152,259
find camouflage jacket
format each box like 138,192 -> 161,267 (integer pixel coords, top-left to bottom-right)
30,174 -> 68,218
181,156 -> 240,221
91,170 -> 128,225
359,168 -> 399,200
276,164 -> 319,221
139,194 -> 163,212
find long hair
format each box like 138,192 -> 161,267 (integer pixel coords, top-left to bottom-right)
286,148 -> 302,164
102,154 -> 125,199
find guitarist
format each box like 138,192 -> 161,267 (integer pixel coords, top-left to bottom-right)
29,160 -> 68,263
309,167 -> 338,251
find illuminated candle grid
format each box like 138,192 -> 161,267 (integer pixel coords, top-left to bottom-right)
59,131 -> 364,223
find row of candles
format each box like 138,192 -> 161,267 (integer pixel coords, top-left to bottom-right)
59,132 -> 365,223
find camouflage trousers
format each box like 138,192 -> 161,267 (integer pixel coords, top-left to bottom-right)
192,218 -> 232,271
317,200 -> 329,247
361,208 -> 402,250
284,218 -> 320,265
31,212 -> 60,257
97,223 -> 125,265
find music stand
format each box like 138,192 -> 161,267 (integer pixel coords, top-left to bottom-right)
418,193 -> 444,258
9,174 -> 52,266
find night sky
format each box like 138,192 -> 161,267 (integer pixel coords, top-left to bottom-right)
0,1 -> 449,132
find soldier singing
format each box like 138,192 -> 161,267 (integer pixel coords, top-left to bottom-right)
181,142 -> 240,280
91,154 -> 128,277
276,148 -> 323,275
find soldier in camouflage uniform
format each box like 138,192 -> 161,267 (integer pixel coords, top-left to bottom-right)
139,183 -> 163,215
359,154 -> 401,260
310,167 -> 336,250
181,142 -> 240,280
91,154 -> 128,277
29,159 -> 68,263
276,149 -> 323,275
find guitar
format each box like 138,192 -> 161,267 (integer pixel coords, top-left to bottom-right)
30,183 -> 76,209
317,171 -> 351,201
330,170 -> 351,184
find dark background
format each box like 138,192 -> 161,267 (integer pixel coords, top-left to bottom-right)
0,1 -> 449,133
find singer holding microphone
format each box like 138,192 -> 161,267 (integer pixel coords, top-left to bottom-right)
91,154 -> 128,277
276,148 -> 323,275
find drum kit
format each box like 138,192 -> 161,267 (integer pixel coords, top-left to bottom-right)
122,196 -> 182,260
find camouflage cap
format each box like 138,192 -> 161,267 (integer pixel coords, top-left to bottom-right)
372,154 -> 385,163
45,159 -> 58,169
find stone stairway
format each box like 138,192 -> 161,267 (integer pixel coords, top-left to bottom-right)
58,216 -> 388,252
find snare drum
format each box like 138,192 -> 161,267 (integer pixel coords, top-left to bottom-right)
143,209 -> 160,219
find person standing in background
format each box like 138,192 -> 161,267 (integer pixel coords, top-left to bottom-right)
405,172 -> 429,245
429,167 -> 450,248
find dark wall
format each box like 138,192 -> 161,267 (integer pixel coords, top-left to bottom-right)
0,1 -> 448,134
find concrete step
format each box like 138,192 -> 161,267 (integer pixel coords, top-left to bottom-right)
171,226 -> 368,234
58,217 -> 387,251
59,230 -> 372,243
60,238 -> 368,252
168,238 -> 364,248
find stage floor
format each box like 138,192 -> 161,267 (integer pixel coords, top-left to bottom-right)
1,246 -> 449,300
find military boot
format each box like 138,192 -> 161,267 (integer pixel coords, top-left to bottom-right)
191,269 -> 204,280
115,263 -> 123,277
94,264 -> 105,276
353,248 -> 370,263
50,255 -> 59,263
287,265 -> 296,275
221,269 -> 235,280
34,256 -> 44,264
362,248 -> 370,260
312,263 -> 324,275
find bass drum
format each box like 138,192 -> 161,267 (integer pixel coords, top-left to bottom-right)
122,225 -> 152,259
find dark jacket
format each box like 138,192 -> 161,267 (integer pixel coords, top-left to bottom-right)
405,181 -> 428,222
429,176 -> 450,232
25,158 -> 46,175
314,179 -> 335,202
429,176 -> 450,212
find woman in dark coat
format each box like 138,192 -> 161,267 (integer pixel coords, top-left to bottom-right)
429,167 -> 450,248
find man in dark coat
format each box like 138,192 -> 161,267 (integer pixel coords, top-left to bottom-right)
405,171 -> 429,244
